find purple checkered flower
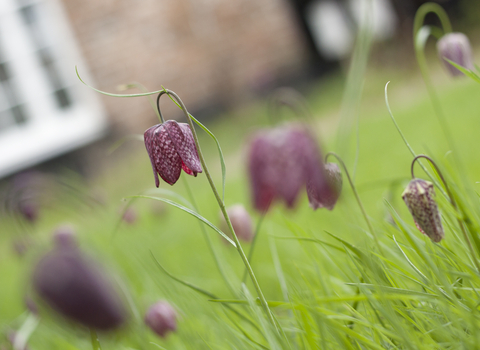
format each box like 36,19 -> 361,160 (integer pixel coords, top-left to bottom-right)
307,162 -> 342,210
145,301 -> 177,338
437,32 -> 474,76
248,123 -> 332,212
402,179 -> 444,243
144,120 -> 202,187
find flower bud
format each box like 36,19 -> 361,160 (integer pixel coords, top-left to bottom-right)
402,179 -> 444,243
122,207 -> 137,224
52,224 -> 77,248
307,162 -> 342,210
144,301 -> 177,338
437,32 -> 474,76
32,246 -> 126,330
219,205 -> 254,242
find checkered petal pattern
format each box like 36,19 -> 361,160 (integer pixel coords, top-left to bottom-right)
402,179 -> 444,243
248,123 -> 332,212
307,162 -> 342,210
144,121 -> 202,187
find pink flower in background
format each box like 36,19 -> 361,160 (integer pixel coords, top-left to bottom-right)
307,162 -> 342,210
248,123 -> 333,212
145,301 -> 177,338
144,120 -> 202,187
437,32 -> 474,76
220,204 -> 254,242
33,245 -> 127,330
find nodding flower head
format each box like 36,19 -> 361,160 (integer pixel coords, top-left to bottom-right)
33,244 -> 127,330
144,120 -> 202,187
248,123 -> 332,212
307,162 -> 342,210
145,301 -> 177,338
402,179 -> 444,243
437,32 -> 474,76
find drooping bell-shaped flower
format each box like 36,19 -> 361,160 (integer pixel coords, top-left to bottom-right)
33,245 -> 127,330
248,123 -> 333,212
145,301 -> 177,338
437,32 -> 474,76
307,162 -> 342,210
402,179 -> 444,243
144,120 -> 202,187
219,204 -> 254,242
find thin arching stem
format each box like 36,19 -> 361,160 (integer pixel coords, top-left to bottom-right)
156,93 -> 166,123
413,3 -> 452,38
325,152 -> 382,254
413,5 -> 469,190
157,90 -> 278,332
242,212 -> 266,284
411,155 -> 480,273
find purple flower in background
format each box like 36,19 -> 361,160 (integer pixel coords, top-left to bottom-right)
307,162 -> 342,210
437,32 -> 474,76
52,224 -> 77,247
33,245 -> 126,330
248,123 -> 332,212
402,179 -> 444,243
144,120 -> 202,187
145,301 -> 177,338
219,204 -> 254,242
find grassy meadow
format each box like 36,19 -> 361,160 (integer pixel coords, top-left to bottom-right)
2,26 -> 480,349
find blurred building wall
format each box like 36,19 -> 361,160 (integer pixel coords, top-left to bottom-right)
61,0 -> 309,133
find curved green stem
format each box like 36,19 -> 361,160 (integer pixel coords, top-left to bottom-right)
325,152 -> 382,254
155,93 -> 166,123
411,155 -> 480,273
242,213 -> 266,284
156,90 -> 278,332
413,3 -> 452,38
182,177 -> 237,296
90,328 -> 102,350
413,6 -> 469,191
384,82 -> 447,199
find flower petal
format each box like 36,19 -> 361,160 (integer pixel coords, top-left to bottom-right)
155,124 -> 182,185
144,124 -> 162,188
307,163 -> 342,210
163,121 -> 202,176
248,134 -> 277,212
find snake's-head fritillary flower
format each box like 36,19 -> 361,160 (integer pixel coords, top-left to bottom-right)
144,120 -> 202,187
219,204 -> 254,242
33,245 -> 127,330
402,179 -> 444,243
145,301 -> 177,338
248,124 -> 332,212
307,162 -> 342,210
437,32 -> 474,76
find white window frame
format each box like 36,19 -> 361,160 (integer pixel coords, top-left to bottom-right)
0,0 -> 107,178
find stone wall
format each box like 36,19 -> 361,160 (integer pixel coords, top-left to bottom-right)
61,0 -> 309,133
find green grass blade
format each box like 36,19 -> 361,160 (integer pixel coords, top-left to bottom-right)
129,195 -> 235,246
